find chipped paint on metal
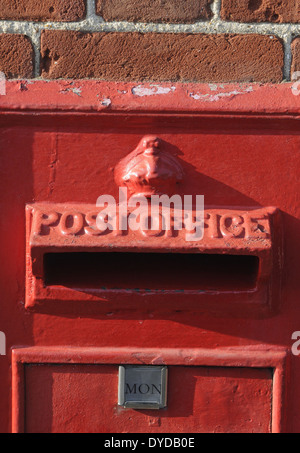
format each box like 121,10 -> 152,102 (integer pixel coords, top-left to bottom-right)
132,85 -> 176,97
101,97 -> 112,107
189,85 -> 254,102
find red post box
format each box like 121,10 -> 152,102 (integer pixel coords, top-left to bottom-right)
0,81 -> 299,433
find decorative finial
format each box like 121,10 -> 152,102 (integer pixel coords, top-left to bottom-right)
114,135 -> 184,198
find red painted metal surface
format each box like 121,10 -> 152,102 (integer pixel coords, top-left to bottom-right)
0,81 -> 300,433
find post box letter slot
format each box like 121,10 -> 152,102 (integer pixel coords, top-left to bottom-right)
43,252 -> 260,292
25,203 -> 281,313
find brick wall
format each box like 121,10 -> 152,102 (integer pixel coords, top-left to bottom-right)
0,0 -> 299,82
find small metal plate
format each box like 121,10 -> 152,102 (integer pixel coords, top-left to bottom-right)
118,365 -> 168,409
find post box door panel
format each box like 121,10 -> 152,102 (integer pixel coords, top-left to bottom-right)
13,347 -> 284,434
24,365 -> 272,433
0,81 -> 299,432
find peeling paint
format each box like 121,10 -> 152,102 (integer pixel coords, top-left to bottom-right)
72,87 -> 82,97
132,85 -> 176,97
19,82 -> 28,92
60,87 -> 82,96
189,86 -> 254,102
208,83 -> 218,91
101,97 -> 112,107
19,80 -> 34,91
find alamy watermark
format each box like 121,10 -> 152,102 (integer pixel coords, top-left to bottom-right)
292,331 -> 300,356
0,72 -> 6,96
0,331 -> 6,356
96,188 -> 205,242
291,71 -> 300,96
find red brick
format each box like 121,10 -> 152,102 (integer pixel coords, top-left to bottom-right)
0,0 -> 86,22
0,34 -> 34,78
221,0 -> 300,23
96,0 -> 213,23
291,38 -> 300,76
40,31 -> 284,83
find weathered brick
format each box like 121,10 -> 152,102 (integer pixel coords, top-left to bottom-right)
40,31 -> 284,83
291,38 -> 300,76
0,34 -> 34,78
221,0 -> 300,23
0,0 -> 86,22
96,0 -> 213,23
